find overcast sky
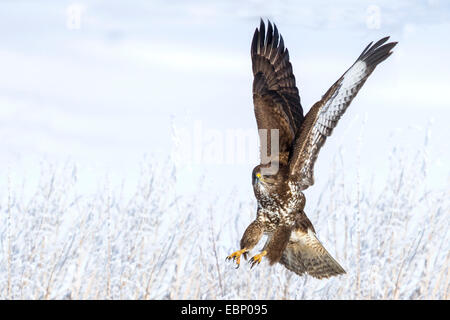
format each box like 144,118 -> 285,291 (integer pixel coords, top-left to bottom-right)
0,0 -> 449,201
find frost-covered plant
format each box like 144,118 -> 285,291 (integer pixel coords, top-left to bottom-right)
0,138 -> 448,299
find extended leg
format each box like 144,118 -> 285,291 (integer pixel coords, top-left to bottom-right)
249,224 -> 292,267
226,219 -> 264,268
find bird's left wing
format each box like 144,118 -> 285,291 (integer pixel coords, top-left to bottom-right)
288,37 -> 397,189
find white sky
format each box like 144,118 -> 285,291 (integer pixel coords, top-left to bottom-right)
0,0 -> 449,201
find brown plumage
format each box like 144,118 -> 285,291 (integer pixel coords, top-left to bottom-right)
227,19 -> 397,279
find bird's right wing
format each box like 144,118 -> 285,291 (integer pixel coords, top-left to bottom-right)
252,19 -> 304,165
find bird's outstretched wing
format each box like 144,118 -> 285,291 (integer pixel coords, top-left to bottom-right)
252,19 -> 304,165
288,37 -> 397,188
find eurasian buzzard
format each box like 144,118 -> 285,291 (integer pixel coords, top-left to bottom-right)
226,20 -> 397,279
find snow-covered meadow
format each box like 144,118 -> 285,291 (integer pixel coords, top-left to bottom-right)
0,131 -> 448,299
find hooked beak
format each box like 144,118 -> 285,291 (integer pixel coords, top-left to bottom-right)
256,173 -> 264,183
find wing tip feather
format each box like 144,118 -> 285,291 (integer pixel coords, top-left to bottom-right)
358,36 -> 398,68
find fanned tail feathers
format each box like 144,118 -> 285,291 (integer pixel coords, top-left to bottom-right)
280,228 -> 346,279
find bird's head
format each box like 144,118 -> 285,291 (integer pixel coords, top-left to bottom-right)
252,163 -> 288,198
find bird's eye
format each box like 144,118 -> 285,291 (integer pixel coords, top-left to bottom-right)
263,176 -> 275,183
256,173 -> 275,184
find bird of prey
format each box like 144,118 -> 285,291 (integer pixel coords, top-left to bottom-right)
226,19 -> 397,279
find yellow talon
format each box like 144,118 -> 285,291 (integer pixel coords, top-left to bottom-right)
249,250 -> 267,269
226,249 -> 248,268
